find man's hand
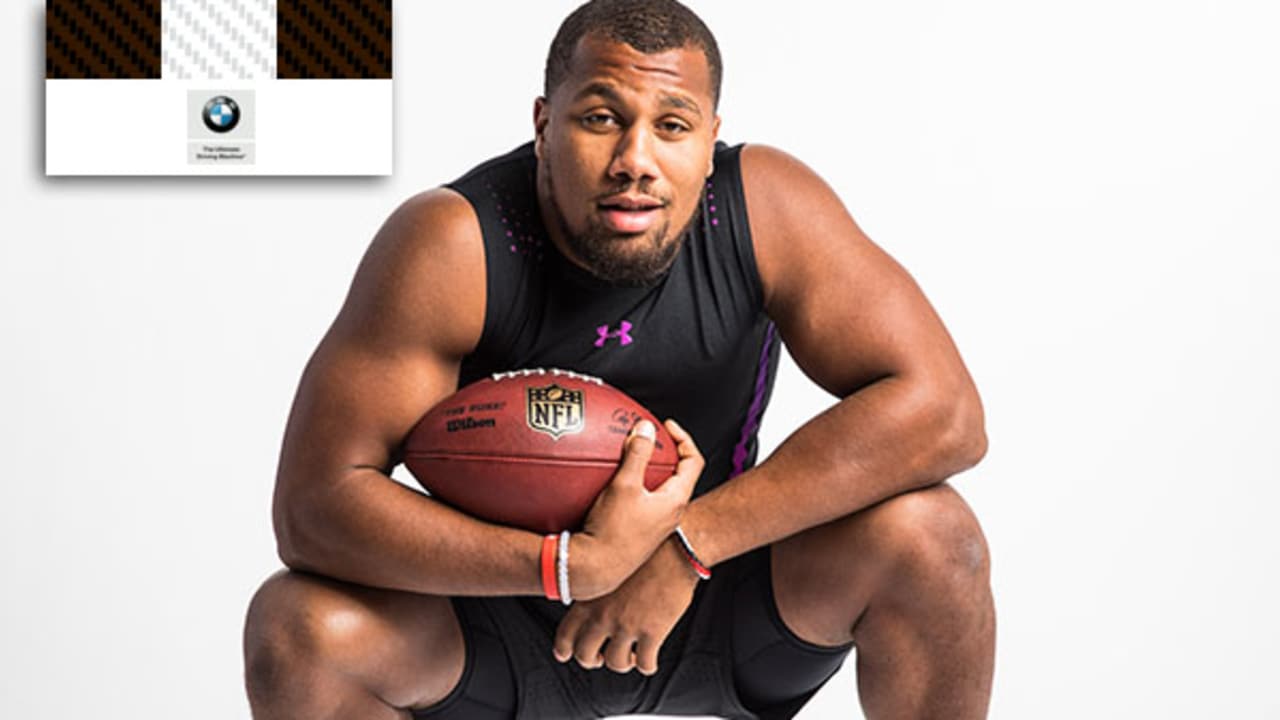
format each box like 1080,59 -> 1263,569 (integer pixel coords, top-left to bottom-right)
570,419 -> 703,600
554,535 -> 701,675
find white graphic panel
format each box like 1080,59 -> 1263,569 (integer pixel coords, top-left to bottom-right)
163,0 -> 276,80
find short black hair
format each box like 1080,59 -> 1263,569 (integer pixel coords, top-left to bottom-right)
544,0 -> 723,109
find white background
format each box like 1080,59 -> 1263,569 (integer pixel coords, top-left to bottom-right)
3,1 -> 1278,718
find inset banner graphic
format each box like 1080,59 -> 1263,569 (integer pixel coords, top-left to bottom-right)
45,0 -> 392,176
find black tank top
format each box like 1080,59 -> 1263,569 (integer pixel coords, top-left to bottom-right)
448,142 -> 779,496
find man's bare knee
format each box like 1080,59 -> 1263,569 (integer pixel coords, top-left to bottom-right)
244,570 -> 335,702
243,570 -> 464,713
871,485 -> 990,599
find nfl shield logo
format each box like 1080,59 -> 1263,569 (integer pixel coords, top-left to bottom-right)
526,384 -> 585,440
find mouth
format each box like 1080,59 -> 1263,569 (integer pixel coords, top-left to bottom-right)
596,194 -> 665,235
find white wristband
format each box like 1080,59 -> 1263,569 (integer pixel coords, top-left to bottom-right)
557,530 -> 572,605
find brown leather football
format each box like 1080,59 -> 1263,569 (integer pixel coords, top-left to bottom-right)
403,368 -> 678,533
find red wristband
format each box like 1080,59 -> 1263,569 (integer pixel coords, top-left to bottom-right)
540,534 -> 560,601
673,526 -> 712,580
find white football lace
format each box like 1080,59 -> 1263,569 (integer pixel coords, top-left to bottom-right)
490,368 -> 603,385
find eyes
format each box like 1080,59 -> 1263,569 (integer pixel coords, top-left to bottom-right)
580,111 -> 691,137
580,112 -> 615,129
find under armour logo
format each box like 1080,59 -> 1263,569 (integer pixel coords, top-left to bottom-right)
595,321 -> 634,347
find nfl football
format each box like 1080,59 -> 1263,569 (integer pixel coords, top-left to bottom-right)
403,368 -> 678,533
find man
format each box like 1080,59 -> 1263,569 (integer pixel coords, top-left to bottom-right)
244,1 -> 994,718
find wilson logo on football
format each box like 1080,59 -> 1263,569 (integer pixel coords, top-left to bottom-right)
526,384 -> 584,440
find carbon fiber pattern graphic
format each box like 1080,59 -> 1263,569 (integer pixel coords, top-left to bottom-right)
162,0 -> 276,79
47,0 -> 161,79
277,0 -> 391,79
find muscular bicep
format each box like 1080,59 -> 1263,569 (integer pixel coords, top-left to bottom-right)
743,145 -> 971,398
275,189 -> 486,499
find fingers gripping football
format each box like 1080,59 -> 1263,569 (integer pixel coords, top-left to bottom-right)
575,419 -> 703,599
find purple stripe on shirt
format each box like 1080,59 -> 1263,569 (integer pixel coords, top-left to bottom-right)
731,323 -> 778,478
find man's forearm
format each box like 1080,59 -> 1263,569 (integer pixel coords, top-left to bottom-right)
276,469 -> 545,597
679,375 -> 986,568
274,421 -> 693,602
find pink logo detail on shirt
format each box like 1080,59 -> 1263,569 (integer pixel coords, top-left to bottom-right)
595,321 -> 634,347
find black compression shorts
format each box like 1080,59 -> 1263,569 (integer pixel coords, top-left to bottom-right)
411,545 -> 854,720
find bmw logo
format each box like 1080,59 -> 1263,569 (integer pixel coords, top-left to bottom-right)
202,96 -> 241,133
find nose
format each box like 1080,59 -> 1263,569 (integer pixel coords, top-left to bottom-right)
607,125 -> 660,185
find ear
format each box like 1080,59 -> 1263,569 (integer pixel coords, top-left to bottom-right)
706,115 -> 722,177
534,97 -> 550,160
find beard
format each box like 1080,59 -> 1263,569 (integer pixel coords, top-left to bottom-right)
542,159 -> 696,287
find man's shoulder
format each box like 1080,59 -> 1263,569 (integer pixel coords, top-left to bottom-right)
735,144 -> 865,316
738,144 -> 846,226
389,187 -> 480,242
312,185 -> 486,366
369,189 -> 485,307
738,144 -> 818,188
